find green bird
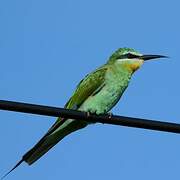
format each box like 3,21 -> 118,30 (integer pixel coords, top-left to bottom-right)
2,47 -> 167,178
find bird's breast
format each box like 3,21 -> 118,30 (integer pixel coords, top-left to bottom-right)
79,69 -> 131,115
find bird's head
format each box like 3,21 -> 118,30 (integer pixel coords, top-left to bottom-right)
107,48 -> 167,73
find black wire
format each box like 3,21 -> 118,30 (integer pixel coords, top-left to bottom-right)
0,100 -> 179,134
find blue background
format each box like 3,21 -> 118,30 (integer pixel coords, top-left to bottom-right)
0,0 -> 180,179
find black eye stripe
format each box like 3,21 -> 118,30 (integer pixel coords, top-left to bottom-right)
118,53 -> 139,59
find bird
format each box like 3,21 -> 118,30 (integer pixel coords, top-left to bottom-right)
2,47 -> 167,179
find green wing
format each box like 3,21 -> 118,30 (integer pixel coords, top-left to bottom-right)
65,65 -> 108,109
45,65 -> 108,135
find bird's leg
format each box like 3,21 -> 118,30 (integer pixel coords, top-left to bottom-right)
86,110 -> 100,118
86,111 -> 91,118
107,112 -> 113,119
86,111 -> 113,118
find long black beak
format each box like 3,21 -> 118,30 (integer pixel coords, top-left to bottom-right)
140,55 -> 168,61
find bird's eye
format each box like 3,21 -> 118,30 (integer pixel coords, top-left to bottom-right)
117,53 -> 139,59
126,53 -> 139,59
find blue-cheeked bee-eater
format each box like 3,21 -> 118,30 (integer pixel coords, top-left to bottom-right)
2,47 -> 167,178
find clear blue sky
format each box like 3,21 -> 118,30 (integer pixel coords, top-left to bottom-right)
0,0 -> 180,179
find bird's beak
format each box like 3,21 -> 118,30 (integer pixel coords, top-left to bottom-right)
140,55 -> 168,61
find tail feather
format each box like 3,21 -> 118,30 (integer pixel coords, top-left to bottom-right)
1,119 -> 87,179
1,159 -> 24,180
23,119 -> 87,165
23,135 -> 64,165
23,117 -> 67,165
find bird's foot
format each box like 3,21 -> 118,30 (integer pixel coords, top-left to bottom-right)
107,112 -> 113,119
86,111 -> 91,118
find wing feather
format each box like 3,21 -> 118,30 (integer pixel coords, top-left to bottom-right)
65,65 -> 107,109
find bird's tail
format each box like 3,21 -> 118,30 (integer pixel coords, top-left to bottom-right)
1,118 -> 87,179
23,119 -> 87,165
1,159 -> 24,180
